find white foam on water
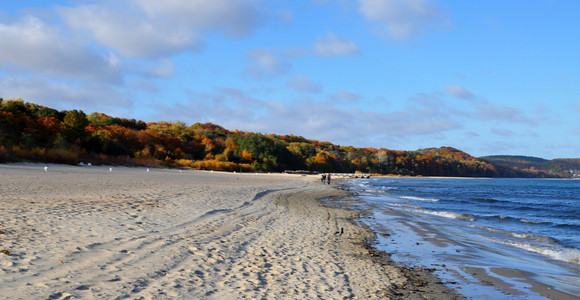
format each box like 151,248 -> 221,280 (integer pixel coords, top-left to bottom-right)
496,241 -> 580,265
520,218 -> 545,224
412,209 -> 475,221
399,196 -> 439,202
469,225 -> 557,244
386,203 -> 423,209
340,177 -> 580,298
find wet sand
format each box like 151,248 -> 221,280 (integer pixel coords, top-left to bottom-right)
0,163 -> 463,299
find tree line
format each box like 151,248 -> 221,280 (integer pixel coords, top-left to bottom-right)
0,98 -> 561,177
479,155 -> 580,178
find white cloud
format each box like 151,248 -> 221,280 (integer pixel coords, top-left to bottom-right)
0,16 -> 124,82
286,33 -> 360,58
131,0 -> 262,36
142,59 -> 176,78
152,86 -> 544,151
491,128 -> 515,137
59,4 -> 202,58
313,33 -> 360,56
480,141 -> 515,155
59,0 -> 263,58
366,108 -> 461,136
285,47 -> 311,58
287,75 -> 322,93
0,77 -> 131,111
445,85 -> 475,100
151,87 -> 463,148
476,104 -> 537,125
441,85 -> 541,127
244,48 -> 291,79
358,0 -> 445,39
328,89 -> 361,103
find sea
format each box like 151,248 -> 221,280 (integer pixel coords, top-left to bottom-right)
334,177 -> 580,299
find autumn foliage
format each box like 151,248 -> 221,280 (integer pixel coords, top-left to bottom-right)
0,98 -> 563,177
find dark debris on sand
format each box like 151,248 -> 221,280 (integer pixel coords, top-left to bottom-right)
361,243 -> 466,300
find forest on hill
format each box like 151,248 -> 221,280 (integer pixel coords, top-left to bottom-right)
0,98 -> 570,178
479,155 -> 580,178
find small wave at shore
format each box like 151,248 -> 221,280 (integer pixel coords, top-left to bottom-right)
378,185 -> 397,191
344,177 -> 580,298
480,214 -> 551,226
470,225 -> 557,244
496,241 -> 580,265
520,218 -> 546,224
385,203 -> 423,209
413,209 -> 475,221
399,196 -> 439,202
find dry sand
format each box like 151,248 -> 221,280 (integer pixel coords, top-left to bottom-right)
0,163 -> 464,299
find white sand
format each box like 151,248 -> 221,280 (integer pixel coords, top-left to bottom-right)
0,163 -> 462,299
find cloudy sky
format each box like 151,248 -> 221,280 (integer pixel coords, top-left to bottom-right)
1,0 -> 579,159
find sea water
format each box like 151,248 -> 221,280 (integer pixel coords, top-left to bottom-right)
336,178 -> 580,299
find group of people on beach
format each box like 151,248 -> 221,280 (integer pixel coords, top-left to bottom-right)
320,173 -> 331,184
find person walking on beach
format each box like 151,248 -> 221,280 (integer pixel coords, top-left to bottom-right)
321,173 -> 326,183
327,173 -> 331,184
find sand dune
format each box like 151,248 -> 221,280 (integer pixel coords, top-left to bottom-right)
0,164 -> 463,299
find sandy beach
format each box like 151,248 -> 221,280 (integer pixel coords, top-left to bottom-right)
0,164 -> 463,299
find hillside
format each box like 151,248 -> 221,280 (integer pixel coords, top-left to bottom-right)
480,155 -> 580,178
0,98 -> 571,178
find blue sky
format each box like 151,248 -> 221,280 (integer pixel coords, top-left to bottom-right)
1,0 -> 578,159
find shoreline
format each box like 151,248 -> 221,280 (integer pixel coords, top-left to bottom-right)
319,187 -> 468,299
0,163 -> 463,299
335,177 -> 580,300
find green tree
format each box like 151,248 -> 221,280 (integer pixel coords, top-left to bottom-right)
59,110 -> 89,147
237,133 -> 297,171
36,107 -> 62,119
87,112 -> 113,126
1,98 -> 28,116
0,112 -> 19,146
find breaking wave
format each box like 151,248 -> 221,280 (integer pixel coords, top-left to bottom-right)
498,242 -> 580,265
414,209 -> 475,221
399,196 -> 440,202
